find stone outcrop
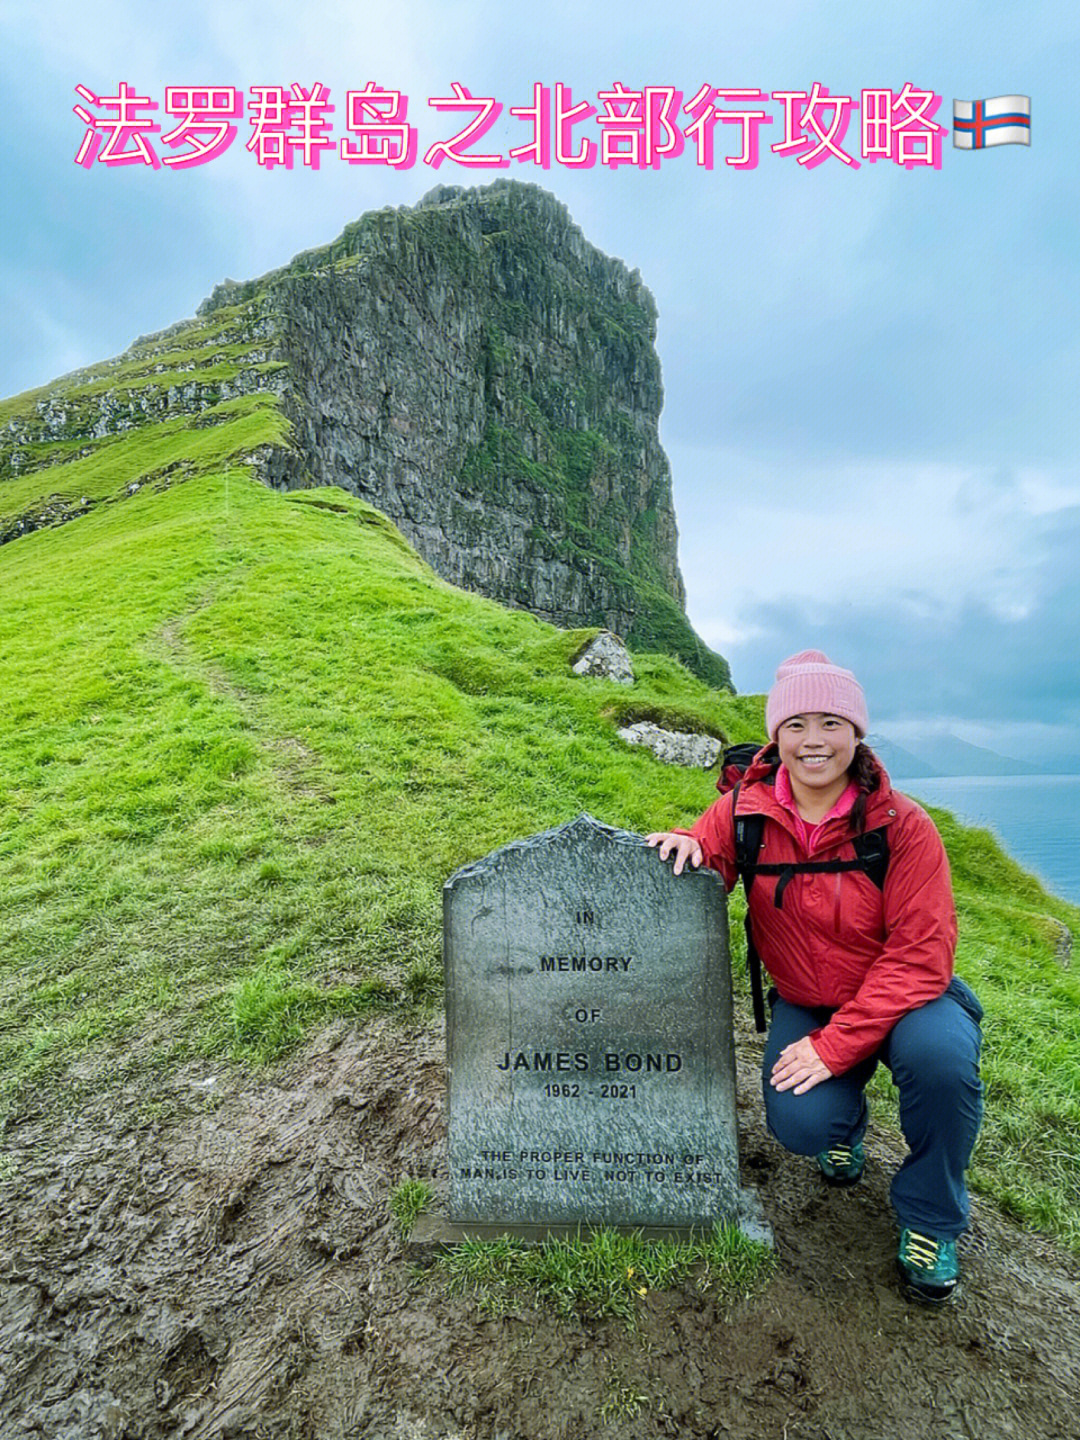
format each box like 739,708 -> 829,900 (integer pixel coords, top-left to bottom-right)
570,632 -> 634,685
617,722 -> 723,768
202,181 -> 729,687
1051,918 -> 1073,968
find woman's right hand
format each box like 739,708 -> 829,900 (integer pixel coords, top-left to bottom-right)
645,832 -> 703,876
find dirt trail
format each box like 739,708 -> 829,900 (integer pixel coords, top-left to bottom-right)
2,1018 -> 1079,1440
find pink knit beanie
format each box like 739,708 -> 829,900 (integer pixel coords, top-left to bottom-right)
765,650 -> 868,740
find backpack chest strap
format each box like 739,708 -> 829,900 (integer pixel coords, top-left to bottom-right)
734,814 -> 890,908
749,856 -> 879,907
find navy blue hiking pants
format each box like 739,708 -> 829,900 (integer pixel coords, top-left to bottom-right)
762,977 -> 984,1238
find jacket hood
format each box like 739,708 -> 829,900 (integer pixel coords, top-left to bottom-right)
741,743 -> 781,787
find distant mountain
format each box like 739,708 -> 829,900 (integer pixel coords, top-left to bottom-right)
920,734 -> 1048,776
876,731 -> 1042,778
867,735 -> 939,778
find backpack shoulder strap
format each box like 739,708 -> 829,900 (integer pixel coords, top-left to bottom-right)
729,783 -> 768,1033
852,826 -> 890,890
731,785 -> 766,892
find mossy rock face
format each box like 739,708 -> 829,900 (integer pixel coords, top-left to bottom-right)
3,181 -> 730,690
234,181 -> 728,688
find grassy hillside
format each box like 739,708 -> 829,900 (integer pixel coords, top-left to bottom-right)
1,445 -> 1079,1247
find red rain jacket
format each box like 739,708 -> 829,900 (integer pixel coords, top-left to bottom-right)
683,752 -> 957,1075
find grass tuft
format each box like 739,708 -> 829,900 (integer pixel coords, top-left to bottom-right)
430,1223 -> 775,1326
390,1178 -> 434,1236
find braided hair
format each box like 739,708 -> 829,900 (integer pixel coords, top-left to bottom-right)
848,742 -> 881,835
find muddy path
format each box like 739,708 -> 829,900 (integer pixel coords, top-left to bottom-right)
2,1018 -> 1079,1440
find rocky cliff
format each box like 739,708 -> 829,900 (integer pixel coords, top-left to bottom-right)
2,181 -> 729,688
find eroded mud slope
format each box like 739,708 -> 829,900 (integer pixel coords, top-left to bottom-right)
3,1020 -> 1079,1440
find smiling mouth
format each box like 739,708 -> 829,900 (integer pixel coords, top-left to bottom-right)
798,755 -> 832,766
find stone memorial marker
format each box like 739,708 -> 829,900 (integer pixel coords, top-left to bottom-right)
439,814 -> 769,1241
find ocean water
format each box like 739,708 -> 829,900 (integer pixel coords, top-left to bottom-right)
890,773 -> 1080,908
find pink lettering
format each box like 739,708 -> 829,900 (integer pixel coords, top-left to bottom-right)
73,82 -> 160,169
771,83 -> 859,169
246,83 -> 335,171
161,86 -> 241,169
596,81 -> 644,168
555,84 -> 596,169
340,82 -> 416,168
424,83 -> 508,169
509,82 -> 550,168
889,83 -> 944,170
642,86 -> 684,168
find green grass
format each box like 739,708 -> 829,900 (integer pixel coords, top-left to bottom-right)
0,465 -> 752,1112
390,1177 -> 435,1237
428,1223 -> 775,1325
2,421 -> 1080,1254
0,395 -> 287,519
921,807 -> 1080,1241
600,1373 -> 656,1423
0,303 -> 266,427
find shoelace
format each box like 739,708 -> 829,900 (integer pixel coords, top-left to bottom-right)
824,1145 -> 855,1168
901,1232 -> 940,1270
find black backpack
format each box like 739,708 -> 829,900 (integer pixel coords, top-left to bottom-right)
723,743 -> 890,1032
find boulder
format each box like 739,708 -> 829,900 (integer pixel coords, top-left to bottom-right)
617,721 -> 722,768
571,631 -> 634,685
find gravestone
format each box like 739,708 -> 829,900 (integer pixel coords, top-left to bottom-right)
439,814 -> 769,1241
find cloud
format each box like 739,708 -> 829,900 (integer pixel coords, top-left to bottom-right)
672,445 -> 1075,627
698,501 -> 1080,761
668,426 -> 1080,758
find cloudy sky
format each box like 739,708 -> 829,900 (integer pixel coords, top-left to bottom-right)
3,1 -> 1077,762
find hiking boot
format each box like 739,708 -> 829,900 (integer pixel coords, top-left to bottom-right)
816,1141 -> 865,1187
896,1229 -> 959,1305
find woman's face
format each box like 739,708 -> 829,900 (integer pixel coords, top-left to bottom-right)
776,713 -> 858,798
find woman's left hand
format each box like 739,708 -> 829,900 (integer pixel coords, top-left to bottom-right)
770,1037 -> 834,1095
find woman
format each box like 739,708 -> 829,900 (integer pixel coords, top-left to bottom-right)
648,650 -> 983,1304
